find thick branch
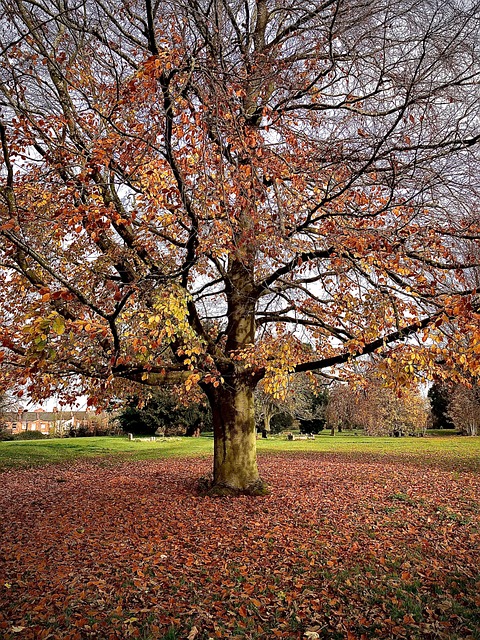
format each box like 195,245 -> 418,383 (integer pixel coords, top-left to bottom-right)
293,312 -> 442,374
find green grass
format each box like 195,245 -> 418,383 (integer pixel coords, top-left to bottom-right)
0,435 -> 212,470
0,431 -> 479,472
256,432 -> 480,472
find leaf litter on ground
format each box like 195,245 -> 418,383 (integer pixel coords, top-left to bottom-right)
0,452 -> 479,639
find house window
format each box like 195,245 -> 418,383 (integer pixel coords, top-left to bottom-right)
22,423 -> 27,430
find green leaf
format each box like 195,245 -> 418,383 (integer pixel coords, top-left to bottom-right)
52,315 -> 66,335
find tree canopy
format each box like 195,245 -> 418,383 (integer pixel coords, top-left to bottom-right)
0,0 -> 479,492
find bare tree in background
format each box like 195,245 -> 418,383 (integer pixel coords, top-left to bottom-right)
0,392 -> 18,429
448,383 -> 480,436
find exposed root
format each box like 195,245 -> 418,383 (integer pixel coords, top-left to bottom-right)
196,476 -> 270,497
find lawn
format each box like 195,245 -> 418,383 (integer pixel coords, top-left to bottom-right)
0,431 -> 479,472
0,435 -> 479,639
0,434 -> 213,471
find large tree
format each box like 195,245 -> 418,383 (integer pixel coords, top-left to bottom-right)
0,0 -> 479,493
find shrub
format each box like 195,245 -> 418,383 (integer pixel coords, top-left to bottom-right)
0,429 -> 15,441
270,412 -> 294,434
14,430 -> 47,440
67,420 -> 121,437
299,418 -> 325,434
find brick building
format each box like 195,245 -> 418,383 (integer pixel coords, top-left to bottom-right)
1,408 -> 110,435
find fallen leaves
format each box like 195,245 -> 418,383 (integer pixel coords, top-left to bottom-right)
0,453 -> 479,639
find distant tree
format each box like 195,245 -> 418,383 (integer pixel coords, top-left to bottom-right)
255,375 -> 303,436
68,413 -> 120,438
448,383 -> 480,436
298,386 -> 329,434
117,390 -> 211,437
360,384 -> 429,437
0,393 -> 18,428
254,382 -> 288,437
325,383 -> 359,434
326,378 -> 428,436
270,412 -> 294,434
0,393 -> 18,439
309,388 -> 330,416
255,375 -> 328,436
428,382 -> 455,429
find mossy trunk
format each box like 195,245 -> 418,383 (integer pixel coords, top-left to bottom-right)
208,383 -> 267,495
205,251 -> 267,495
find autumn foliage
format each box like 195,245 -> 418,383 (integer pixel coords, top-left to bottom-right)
0,0 -> 479,491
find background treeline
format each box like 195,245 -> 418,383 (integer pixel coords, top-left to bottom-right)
113,377 -> 480,438
2,378 -> 478,440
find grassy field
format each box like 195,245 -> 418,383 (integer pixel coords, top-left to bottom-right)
0,431 -> 479,472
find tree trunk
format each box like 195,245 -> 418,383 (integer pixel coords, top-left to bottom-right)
205,250 -> 266,495
262,412 -> 271,438
207,382 -> 267,495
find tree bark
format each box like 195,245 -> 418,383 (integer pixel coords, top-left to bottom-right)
200,243 -> 267,495
207,382 -> 267,495
262,412 -> 272,438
